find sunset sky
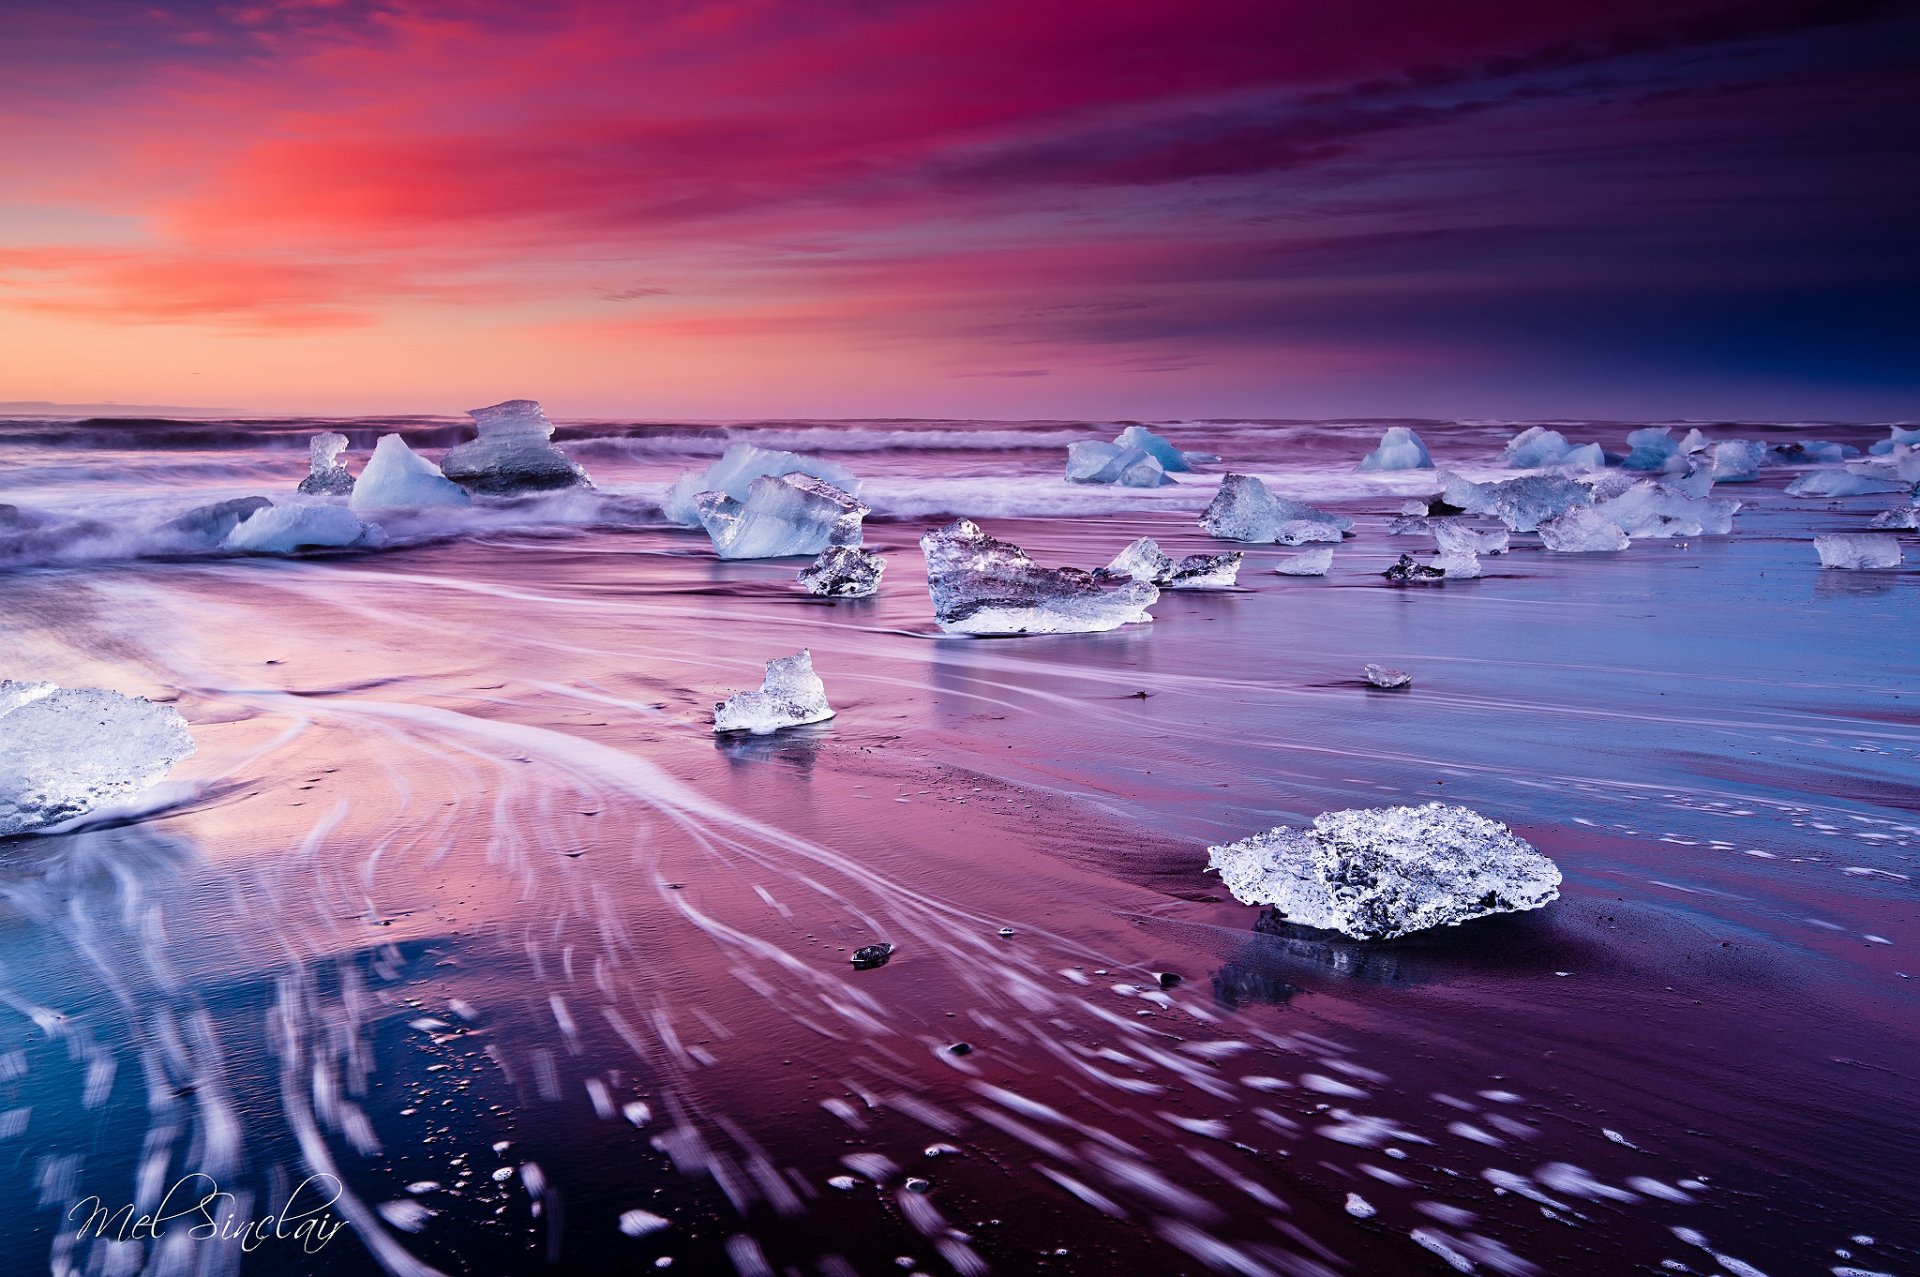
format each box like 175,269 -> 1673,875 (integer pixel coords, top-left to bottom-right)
2,0 -> 1915,420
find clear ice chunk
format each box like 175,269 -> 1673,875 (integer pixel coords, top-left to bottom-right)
713,651 -> 835,734
1867,425 -> 1920,455
1432,523 -> 1508,556
297,431 -> 356,495
664,443 -> 857,526
1708,440 -> 1766,484
159,496 -> 273,549
696,473 -> 867,559
1274,547 -> 1333,576
1593,480 -> 1739,538
1868,504 -> 1920,530
0,682 -> 196,836
1537,506 -> 1630,552
1619,426 -> 1700,473
1206,802 -> 1562,940
1432,549 -> 1481,578
1777,440 -> 1854,463
1363,664 -> 1411,689
1065,441 -> 1172,487
1784,469 -> 1907,497
1438,471 -> 1593,532
224,503 -> 384,553
350,435 -> 471,511
1113,425 -> 1218,471
799,545 -> 884,597
1814,534 -> 1902,570
440,400 -> 591,494
1501,426 -> 1603,469
1099,537 -> 1241,589
920,519 -> 1157,635
1355,426 -> 1433,471
1201,474 -> 1353,542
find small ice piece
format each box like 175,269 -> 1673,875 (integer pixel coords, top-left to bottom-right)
1206,802 -> 1562,940
1708,440 -> 1766,483
713,651 -> 834,734
618,1209 -> 671,1238
1355,426 -> 1433,471
1114,425 -> 1218,471
1432,549 -> 1480,579
1814,534 -> 1902,570
696,473 -> 868,559
1065,441 -> 1171,487
0,682 -> 196,837
1867,504 -> 1919,530
159,496 -> 273,548
297,432 -> 356,495
1785,469 -> 1907,497
1099,537 -> 1241,589
851,943 -> 895,968
1437,471 -> 1592,532
1383,554 -> 1445,582
920,519 -> 1157,635
224,503 -> 384,554
1868,424 -> 1920,455
1501,426 -> 1604,469
799,546 -> 884,597
1363,664 -> 1411,689
1432,523 -> 1508,556
1201,474 -> 1353,542
663,443 -> 858,526
1344,1193 -> 1376,1219
1538,507 -> 1629,552
441,400 -> 591,494
1275,546 -> 1333,576
349,435 -> 471,511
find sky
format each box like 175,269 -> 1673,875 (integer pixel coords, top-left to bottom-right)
0,0 -> 1916,421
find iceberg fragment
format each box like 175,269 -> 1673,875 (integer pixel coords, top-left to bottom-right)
1593,480 -> 1739,538
1814,534 -> 1902,570
799,545 -> 885,597
1363,664 -> 1411,689
350,435 -> 471,511
920,519 -> 1157,635
713,651 -> 835,734
1867,425 -> 1920,455
1274,546 -> 1333,577
664,443 -> 858,527
1432,548 -> 1481,579
1784,469 -> 1907,497
1098,537 -> 1241,589
1775,440 -> 1854,463
1708,440 -> 1766,484
0,682 -> 196,836
696,473 -> 867,559
1537,506 -> 1630,552
1355,426 -> 1433,471
297,431 -> 356,496
1064,441 -> 1172,487
159,496 -> 273,548
1437,471 -> 1592,532
1206,802 -> 1561,940
1113,425 -> 1218,471
1868,504 -> 1920,530
1201,474 -> 1353,543
224,503 -> 384,553
1501,426 -> 1604,469
440,400 -> 591,494
1432,523 -> 1508,557
1619,426 -> 1704,474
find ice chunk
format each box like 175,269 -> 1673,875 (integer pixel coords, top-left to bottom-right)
1437,471 -> 1591,532
1868,504 -> 1919,530
1383,553 -> 1445,582
1099,537 -> 1241,589
1201,474 -> 1353,542
664,443 -> 857,527
158,496 -> 273,548
1065,441 -> 1171,487
1784,469 -> 1907,497
1538,506 -> 1629,552
1355,426 -> 1433,472
1501,426 -> 1603,469
1867,425 -> 1920,455
1620,427 -> 1697,473
799,546 -> 884,597
297,431 -> 355,496
1432,549 -> 1481,579
1113,425 -> 1217,472
1776,440 -> 1854,463
0,682 -> 196,836
1593,480 -> 1739,538
441,400 -> 591,494
349,435 -> 471,511
1274,547 -> 1333,576
1708,440 -> 1766,484
920,519 -> 1156,635
713,651 -> 835,734
224,503 -> 384,553
1206,802 -> 1562,940
1814,534 -> 1902,570
1433,523 -> 1508,556
1363,664 -> 1411,689
696,472 -> 867,559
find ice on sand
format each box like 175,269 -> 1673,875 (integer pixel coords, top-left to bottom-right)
1065,441 -> 1172,487
1501,426 -> 1604,470
160,496 -> 272,548
1868,504 -> 1919,530
1275,546 -> 1333,576
0,682 -> 196,836
697,473 -> 867,559
1868,425 -> 1920,455
224,503 -> 384,553
350,435 -> 471,511
1537,506 -> 1630,552
920,519 -> 1157,635
1433,523 -> 1508,556
1355,426 -> 1433,471
1593,480 -> 1739,538
664,443 -> 857,527
1709,440 -> 1766,483
1206,802 -> 1561,940
1620,426 -> 1706,474
799,546 -> 884,597
1432,549 -> 1481,578
1814,534 -> 1902,570
298,431 -> 355,496
1437,471 -> 1591,532
713,651 -> 835,734
441,400 -> 591,494
1363,664 -> 1411,689
1100,537 -> 1241,589
1201,474 -> 1352,543
1784,469 -> 1906,498
1383,554 -> 1445,582
1114,425 -> 1217,472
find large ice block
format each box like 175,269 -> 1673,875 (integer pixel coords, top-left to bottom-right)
1593,480 -> 1740,538
1099,537 -> 1241,589
1065,441 -> 1172,487
1113,425 -> 1218,472
713,651 -> 835,734
1274,546 -> 1333,576
350,435 -> 471,511
1438,471 -> 1592,532
1355,426 -> 1433,472
1814,534 -> 1902,570
664,443 -> 858,526
1206,802 -> 1561,940
696,473 -> 868,559
1537,506 -> 1630,552
1201,474 -> 1353,542
1501,426 -> 1604,469
224,503 -> 384,553
0,682 -> 196,836
1709,440 -> 1766,484
297,431 -> 356,496
920,519 -> 1157,635
1785,469 -> 1907,497
441,400 -> 591,494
